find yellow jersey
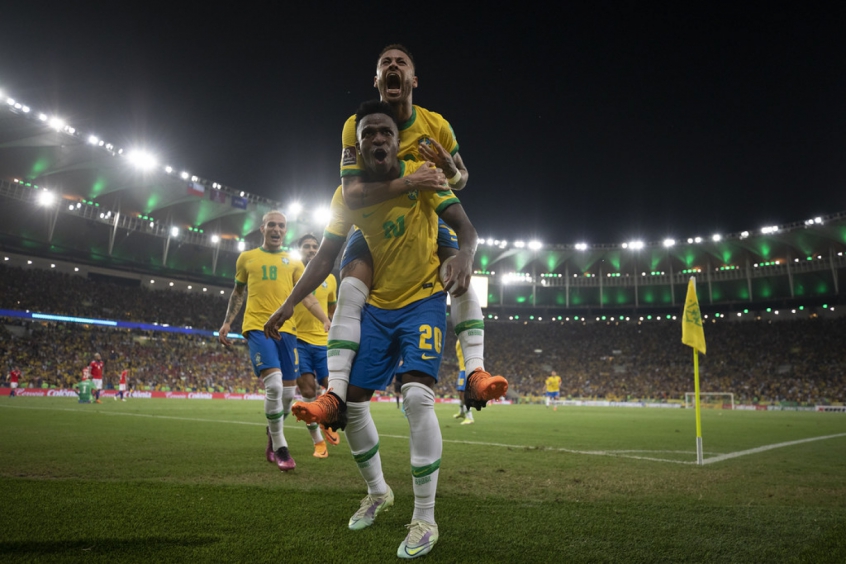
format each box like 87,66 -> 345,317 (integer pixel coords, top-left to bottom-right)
234,247 -> 303,335
456,340 -> 465,372
545,375 -> 562,393
340,105 -> 459,177
293,274 -> 337,346
325,160 -> 460,310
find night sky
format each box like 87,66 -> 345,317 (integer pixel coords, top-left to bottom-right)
2,3 -> 844,245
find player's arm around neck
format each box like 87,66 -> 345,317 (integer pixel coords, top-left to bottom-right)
342,162 -> 448,210
263,237 -> 344,339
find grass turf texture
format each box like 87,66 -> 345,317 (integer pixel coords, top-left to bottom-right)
1,399 -> 845,563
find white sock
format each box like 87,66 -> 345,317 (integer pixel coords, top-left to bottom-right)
263,371 -> 287,450
327,277 -> 369,401
282,385 -> 296,416
302,397 -> 324,444
403,383 -> 441,524
466,408 -> 474,421
451,284 -> 485,374
346,401 -> 388,496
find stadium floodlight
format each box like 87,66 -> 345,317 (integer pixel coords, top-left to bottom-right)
27,260 -> 33,264
313,206 -> 331,225
740,231 -> 750,239
149,221 -> 154,228
694,237 -> 702,243
240,191 -> 245,197
127,150 -> 158,170
712,234 -> 722,242
663,238 -> 675,248
37,190 -> 55,206
169,282 -> 174,287
486,238 -> 494,245
51,264 -> 55,268
165,166 -> 173,173
38,113 -> 48,121
191,175 -> 198,182
514,241 -> 525,248
14,103 -> 22,109
203,288 -> 207,292
21,105 -> 30,113
629,240 -> 644,250
498,240 -> 508,249
170,226 -> 179,237
5,97 -> 14,105
68,204 -> 75,211
187,285 -> 192,290
288,201 -> 303,220
528,240 -> 542,250
74,267 -> 79,271
150,279 -> 155,284
575,242 -> 588,251
237,241 -> 246,251
88,135 -> 99,145
814,217 -> 822,224
48,117 -> 65,131
180,172 -> 189,180
210,234 -> 220,244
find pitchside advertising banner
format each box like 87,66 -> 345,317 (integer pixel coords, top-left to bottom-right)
0,388 -> 511,404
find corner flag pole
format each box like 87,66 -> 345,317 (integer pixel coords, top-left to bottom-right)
681,276 -> 707,466
693,345 -> 703,465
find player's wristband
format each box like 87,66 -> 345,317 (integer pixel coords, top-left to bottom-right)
447,170 -> 462,186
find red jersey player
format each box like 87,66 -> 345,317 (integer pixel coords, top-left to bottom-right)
89,353 -> 104,403
8,367 -> 21,397
116,369 -> 128,402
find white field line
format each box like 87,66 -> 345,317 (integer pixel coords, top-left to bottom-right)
3,403 -> 844,465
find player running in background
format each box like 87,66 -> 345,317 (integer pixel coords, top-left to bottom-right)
545,370 -> 562,411
75,368 -> 93,404
89,353 -> 104,403
8,366 -> 20,397
452,342 -> 475,425
266,101 -> 492,559
218,211 -> 330,472
295,44 -> 502,430
293,233 -> 340,456
115,368 -> 128,402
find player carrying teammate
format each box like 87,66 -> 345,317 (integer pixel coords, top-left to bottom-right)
292,233 -> 340,456
294,44 -> 503,431
218,211 -> 330,472
89,353 -> 104,403
545,370 -> 562,411
265,100 -> 491,559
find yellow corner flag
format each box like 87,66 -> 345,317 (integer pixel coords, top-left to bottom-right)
681,277 -> 706,355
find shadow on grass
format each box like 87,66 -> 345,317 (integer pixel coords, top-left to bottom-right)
0,535 -> 218,556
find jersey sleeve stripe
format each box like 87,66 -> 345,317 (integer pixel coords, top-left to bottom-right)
434,198 -> 460,215
340,169 -> 364,177
450,144 -> 460,156
323,230 -> 347,242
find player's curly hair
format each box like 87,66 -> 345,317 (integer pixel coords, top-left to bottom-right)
355,100 -> 398,129
297,233 -> 319,247
377,44 -> 415,70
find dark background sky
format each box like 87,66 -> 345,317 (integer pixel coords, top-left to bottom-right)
2,2 -> 844,244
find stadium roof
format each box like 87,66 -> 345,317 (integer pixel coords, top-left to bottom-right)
1,91 -> 845,307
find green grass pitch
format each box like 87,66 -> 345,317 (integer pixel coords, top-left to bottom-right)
1,399 -> 845,563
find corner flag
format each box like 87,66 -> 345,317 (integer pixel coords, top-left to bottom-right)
681,277 -> 706,355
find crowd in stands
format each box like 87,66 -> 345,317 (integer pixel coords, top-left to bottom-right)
2,264 -> 844,405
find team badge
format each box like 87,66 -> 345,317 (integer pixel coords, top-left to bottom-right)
322,281 -> 328,289
342,147 -> 357,166
282,258 -> 289,265
407,190 -> 418,201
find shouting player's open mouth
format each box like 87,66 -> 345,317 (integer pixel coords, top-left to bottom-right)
385,72 -> 402,96
373,148 -> 388,166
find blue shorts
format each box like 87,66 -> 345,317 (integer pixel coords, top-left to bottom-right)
340,219 -> 459,271
545,391 -> 560,399
349,292 -> 448,391
297,340 -> 328,380
246,331 -> 299,380
456,370 -> 467,392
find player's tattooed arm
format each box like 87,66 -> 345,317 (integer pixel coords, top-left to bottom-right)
439,203 -> 477,297
418,140 -> 468,191
342,162 -> 447,210
218,283 -> 246,346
